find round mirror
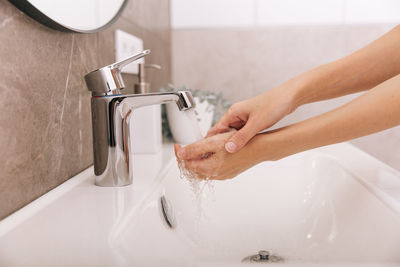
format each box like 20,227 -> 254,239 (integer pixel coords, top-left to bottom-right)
9,0 -> 127,33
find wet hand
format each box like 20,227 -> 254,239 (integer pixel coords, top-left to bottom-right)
174,131 -> 260,180
207,88 -> 296,153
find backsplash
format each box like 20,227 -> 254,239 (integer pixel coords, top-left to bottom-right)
0,0 -> 171,219
172,25 -> 400,171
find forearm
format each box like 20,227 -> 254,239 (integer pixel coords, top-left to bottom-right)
280,25 -> 400,110
253,74 -> 400,161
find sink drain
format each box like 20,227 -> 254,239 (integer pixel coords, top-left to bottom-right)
242,250 -> 284,263
160,195 -> 176,229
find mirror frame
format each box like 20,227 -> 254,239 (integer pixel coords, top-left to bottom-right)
8,0 -> 128,33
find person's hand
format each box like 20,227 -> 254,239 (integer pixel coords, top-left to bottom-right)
207,87 -> 296,153
174,131 -> 262,180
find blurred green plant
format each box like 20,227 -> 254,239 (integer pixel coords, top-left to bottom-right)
159,84 -> 231,140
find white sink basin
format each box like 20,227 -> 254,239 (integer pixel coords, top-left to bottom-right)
1,143 -> 400,267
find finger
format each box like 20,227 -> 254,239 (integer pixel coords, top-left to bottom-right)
174,144 -> 182,158
229,120 -> 246,130
184,158 -> 232,180
206,120 -> 244,138
177,139 -> 215,160
184,159 -> 211,177
184,159 -> 226,180
225,120 -> 259,153
206,122 -> 230,138
206,105 -> 242,137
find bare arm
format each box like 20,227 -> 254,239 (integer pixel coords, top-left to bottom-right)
207,25 -> 400,153
255,74 -> 400,162
176,74 -> 400,180
290,25 -> 400,107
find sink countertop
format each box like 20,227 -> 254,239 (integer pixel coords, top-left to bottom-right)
0,143 -> 176,237
1,142 -> 400,267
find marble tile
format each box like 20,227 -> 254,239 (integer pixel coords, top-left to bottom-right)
121,0 -> 172,91
0,0 -> 171,219
0,1 -> 78,218
142,30 -> 172,91
123,0 -> 171,43
172,29 -> 244,101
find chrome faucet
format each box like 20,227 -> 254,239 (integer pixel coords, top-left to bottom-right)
84,50 -> 195,187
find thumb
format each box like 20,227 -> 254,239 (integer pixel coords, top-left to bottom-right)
225,122 -> 258,153
174,144 -> 182,158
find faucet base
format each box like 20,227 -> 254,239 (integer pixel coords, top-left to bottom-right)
89,92 -> 195,187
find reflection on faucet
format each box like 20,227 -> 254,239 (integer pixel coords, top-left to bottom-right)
123,110 -> 132,174
84,50 -> 195,186
91,92 -> 195,187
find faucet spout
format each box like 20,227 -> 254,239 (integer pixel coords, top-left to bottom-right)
119,91 -> 195,113
90,91 -> 195,186
84,50 -> 196,186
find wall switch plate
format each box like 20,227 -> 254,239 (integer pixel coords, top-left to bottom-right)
115,29 -> 144,74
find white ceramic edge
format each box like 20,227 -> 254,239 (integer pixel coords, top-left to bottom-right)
322,142 -> 400,216
346,147 -> 400,215
0,167 -> 94,237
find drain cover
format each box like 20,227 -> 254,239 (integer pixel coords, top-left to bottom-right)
242,250 -> 284,263
160,195 -> 176,229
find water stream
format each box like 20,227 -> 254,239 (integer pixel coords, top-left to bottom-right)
181,109 -> 203,142
177,109 -> 216,223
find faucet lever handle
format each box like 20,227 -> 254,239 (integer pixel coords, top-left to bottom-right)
85,49 -> 151,96
111,49 -> 151,70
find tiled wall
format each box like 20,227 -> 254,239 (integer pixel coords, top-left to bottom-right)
171,0 -> 400,27
0,0 -> 171,220
171,25 -> 400,171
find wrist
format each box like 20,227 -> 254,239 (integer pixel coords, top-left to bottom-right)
244,133 -> 286,164
283,75 -> 311,111
255,124 -> 307,163
240,134 -> 266,166
268,74 -> 311,115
